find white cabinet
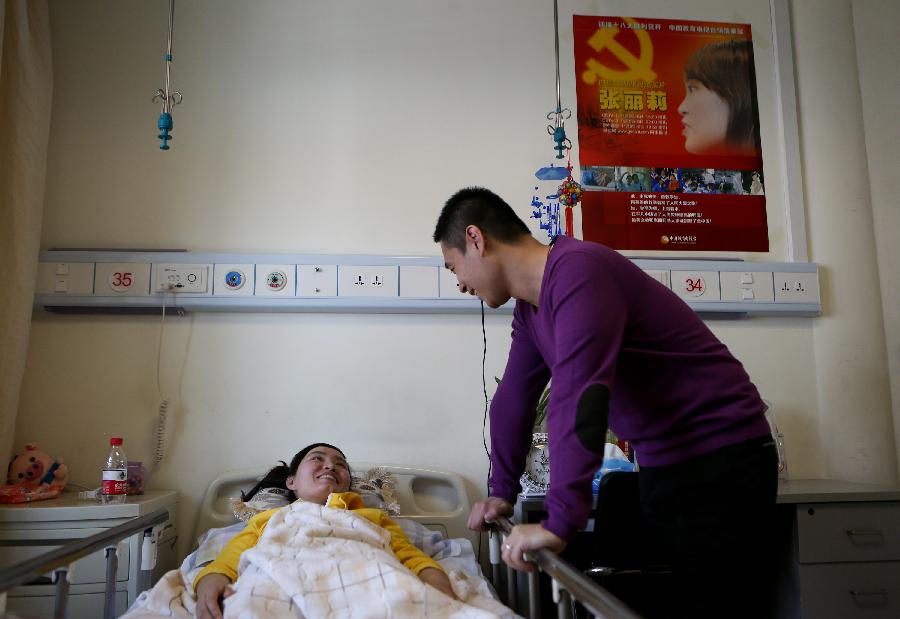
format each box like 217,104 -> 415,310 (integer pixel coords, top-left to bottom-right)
0,491 -> 177,618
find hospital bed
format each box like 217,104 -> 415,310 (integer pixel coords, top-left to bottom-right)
0,463 -> 637,618
192,463 -> 475,549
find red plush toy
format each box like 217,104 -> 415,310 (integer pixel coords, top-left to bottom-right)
1,443 -> 70,504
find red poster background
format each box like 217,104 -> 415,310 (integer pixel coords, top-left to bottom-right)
574,16 -> 769,251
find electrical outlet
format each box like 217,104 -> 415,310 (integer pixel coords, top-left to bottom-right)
154,264 -> 210,293
774,272 -> 820,303
337,266 -> 398,297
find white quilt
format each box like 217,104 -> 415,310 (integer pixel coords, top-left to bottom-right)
123,502 -> 516,618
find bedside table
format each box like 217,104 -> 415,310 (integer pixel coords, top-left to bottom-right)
0,491 -> 178,618
774,479 -> 900,618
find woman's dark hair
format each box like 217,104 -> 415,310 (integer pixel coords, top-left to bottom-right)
241,442 -> 346,502
433,187 -> 530,252
684,39 -> 761,152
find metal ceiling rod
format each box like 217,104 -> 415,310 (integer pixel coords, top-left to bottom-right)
152,0 -> 183,150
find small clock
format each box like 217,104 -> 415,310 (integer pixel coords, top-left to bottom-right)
519,432 -> 550,495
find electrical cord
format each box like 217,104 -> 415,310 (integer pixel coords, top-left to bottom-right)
155,287 -> 170,468
480,299 -> 491,486
477,299 -> 491,563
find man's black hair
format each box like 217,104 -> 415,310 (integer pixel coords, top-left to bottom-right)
433,187 -> 530,252
241,442 -> 346,502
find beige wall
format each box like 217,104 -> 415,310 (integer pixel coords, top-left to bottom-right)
14,0 -> 896,557
851,0 -> 900,488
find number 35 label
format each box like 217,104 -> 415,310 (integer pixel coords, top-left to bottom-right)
109,270 -> 135,292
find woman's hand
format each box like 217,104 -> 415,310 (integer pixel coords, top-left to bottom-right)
418,567 -> 457,600
195,573 -> 234,619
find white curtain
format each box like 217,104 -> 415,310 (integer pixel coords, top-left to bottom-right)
0,0 -> 52,470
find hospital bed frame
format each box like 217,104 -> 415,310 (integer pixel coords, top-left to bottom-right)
0,464 -> 638,619
0,509 -> 168,619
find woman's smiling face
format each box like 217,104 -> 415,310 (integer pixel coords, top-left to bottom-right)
677,79 -> 730,154
286,446 -> 351,504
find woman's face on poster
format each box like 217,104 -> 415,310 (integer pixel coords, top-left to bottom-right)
677,78 -> 729,154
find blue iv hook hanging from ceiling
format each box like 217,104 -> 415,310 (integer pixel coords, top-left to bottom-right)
152,0 -> 182,150
547,0 -> 572,159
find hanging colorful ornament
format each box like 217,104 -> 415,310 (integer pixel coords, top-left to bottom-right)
557,176 -> 582,208
555,152 -> 583,237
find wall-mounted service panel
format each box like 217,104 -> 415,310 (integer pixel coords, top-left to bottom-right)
34,250 -> 821,317
400,266 -> 439,299
439,267 -> 471,300
298,265 -> 337,297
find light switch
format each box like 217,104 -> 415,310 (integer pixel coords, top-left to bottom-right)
54,279 -> 69,293
35,262 -> 94,295
56,263 -> 69,275
719,271 -> 774,303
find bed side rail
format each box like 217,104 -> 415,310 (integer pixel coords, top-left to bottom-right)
490,516 -> 642,619
0,508 -> 169,619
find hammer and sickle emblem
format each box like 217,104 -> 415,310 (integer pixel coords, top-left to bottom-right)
582,17 -> 657,85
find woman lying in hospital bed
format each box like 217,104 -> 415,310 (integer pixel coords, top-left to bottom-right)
122,442 -> 517,619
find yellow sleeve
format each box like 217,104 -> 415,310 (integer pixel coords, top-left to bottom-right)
378,512 -> 445,576
193,509 -> 277,591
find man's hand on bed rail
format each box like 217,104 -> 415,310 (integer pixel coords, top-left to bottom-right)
501,523 -> 567,573
467,496 -> 514,530
196,573 -> 234,619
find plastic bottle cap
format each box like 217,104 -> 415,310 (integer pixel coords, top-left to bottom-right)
110,437 -> 123,445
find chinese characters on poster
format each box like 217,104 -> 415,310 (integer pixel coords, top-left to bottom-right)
574,16 -> 769,251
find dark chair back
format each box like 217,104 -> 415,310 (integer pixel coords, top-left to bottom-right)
586,471 -> 671,618
592,471 -> 649,567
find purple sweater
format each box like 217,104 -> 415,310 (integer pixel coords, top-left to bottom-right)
490,236 -> 769,541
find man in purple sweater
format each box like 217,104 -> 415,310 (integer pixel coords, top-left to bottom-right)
434,187 -> 777,617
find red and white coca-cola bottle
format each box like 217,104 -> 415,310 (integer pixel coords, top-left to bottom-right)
101,437 -> 127,504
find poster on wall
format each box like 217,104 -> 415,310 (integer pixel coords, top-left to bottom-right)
573,15 -> 769,251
